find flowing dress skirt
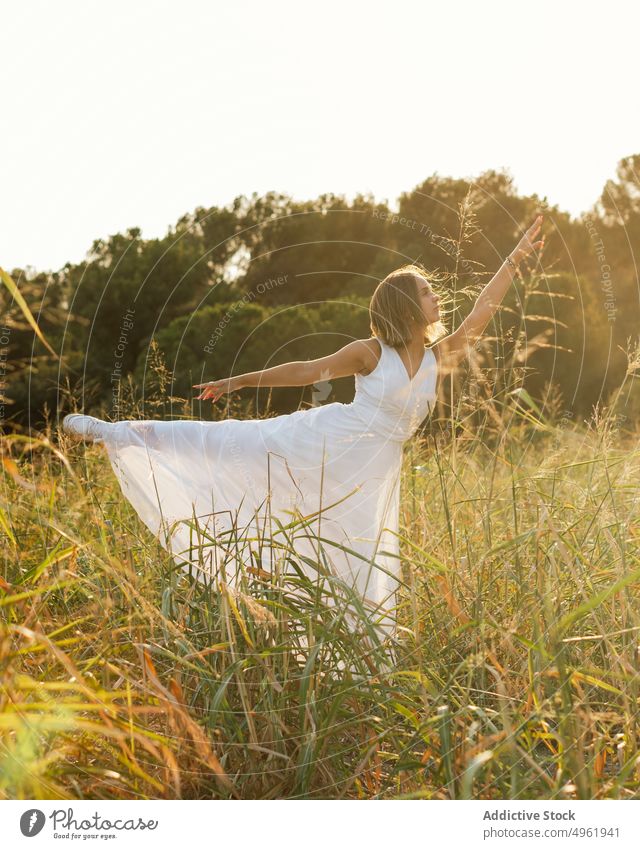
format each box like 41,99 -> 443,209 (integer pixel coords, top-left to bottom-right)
102,401 -> 405,638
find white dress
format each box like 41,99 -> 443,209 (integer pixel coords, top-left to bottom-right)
101,338 -> 438,638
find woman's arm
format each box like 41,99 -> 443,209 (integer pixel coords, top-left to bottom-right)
193,339 -> 373,402
432,215 -> 545,371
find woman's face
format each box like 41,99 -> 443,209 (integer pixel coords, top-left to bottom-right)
415,277 -> 441,324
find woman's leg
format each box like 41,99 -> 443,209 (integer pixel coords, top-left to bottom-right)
62,414 -> 114,443
62,415 -> 167,448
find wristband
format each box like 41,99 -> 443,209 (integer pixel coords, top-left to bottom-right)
505,255 -> 518,271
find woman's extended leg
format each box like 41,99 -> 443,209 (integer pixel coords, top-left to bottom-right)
62,414 -> 114,443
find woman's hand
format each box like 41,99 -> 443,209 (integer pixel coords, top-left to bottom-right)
192,376 -> 242,402
509,214 -> 545,265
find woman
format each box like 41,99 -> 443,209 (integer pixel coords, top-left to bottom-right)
63,215 -> 544,642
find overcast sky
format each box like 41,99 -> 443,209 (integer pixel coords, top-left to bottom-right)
2,0 -> 638,273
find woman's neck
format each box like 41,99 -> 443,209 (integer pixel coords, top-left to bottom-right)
407,329 -> 427,350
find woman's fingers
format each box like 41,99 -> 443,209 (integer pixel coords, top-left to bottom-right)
194,377 -> 237,403
196,385 -> 224,402
527,219 -> 542,238
194,380 -> 220,401
195,384 -> 219,400
516,216 -> 544,259
526,215 -> 543,235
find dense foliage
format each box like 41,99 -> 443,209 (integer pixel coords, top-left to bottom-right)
2,156 -> 640,429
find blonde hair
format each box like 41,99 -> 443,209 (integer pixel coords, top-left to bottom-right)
369,263 -> 447,347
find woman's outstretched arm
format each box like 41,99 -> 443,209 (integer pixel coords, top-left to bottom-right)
432,214 -> 545,372
193,339 -> 374,402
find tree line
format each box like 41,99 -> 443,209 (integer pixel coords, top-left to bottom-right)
2,156 -> 640,431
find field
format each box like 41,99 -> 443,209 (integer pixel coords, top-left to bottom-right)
2,401 -> 640,801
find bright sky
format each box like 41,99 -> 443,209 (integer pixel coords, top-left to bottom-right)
2,0 -> 638,273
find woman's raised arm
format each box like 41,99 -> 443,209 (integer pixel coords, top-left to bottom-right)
193,339 -> 373,402
432,214 -> 545,371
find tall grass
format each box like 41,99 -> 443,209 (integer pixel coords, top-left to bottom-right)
1,401 -> 640,799
2,206 -> 640,799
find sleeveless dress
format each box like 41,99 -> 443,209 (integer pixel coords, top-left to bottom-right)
101,338 -> 438,637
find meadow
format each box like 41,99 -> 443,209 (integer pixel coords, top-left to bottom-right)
2,392 -> 640,800
1,7 -> 638,806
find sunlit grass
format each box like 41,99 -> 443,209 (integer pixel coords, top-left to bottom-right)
1,404 -> 640,800
3,199 -> 640,799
